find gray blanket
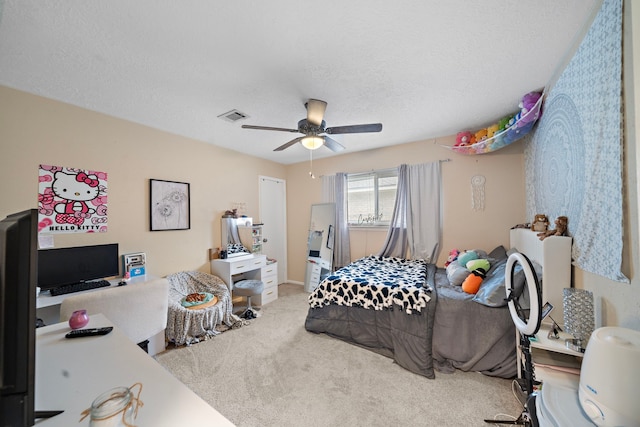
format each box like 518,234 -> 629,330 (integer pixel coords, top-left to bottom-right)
305,265 -> 516,379
166,271 -> 243,346
432,268 -> 516,378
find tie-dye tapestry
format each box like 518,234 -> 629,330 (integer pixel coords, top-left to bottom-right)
525,0 -> 627,282
38,165 -> 108,233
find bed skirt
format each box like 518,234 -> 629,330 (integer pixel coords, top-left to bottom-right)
305,288 -> 438,379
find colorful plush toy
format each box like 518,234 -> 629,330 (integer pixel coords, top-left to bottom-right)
462,268 -> 487,294
486,123 -> 499,138
457,250 -> 478,267
444,249 -> 460,267
466,258 -> 490,272
519,91 -> 543,124
461,256 -> 490,294
498,116 -> 512,132
474,128 -> 488,143
455,131 -> 472,147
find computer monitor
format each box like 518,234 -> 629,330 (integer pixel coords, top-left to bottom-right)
37,243 -> 119,292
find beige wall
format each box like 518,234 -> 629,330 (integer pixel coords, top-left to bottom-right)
284,138 -> 527,283
0,86 -> 286,277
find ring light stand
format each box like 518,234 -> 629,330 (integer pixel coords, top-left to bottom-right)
485,252 -> 542,426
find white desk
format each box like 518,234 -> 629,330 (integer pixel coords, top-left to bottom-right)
36,275 -> 155,309
210,254 -> 267,291
35,314 -> 235,426
211,255 -> 279,306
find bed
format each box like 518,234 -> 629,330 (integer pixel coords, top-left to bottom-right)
304,229 -> 572,379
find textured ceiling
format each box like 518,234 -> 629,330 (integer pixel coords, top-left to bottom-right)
0,1 -> 600,165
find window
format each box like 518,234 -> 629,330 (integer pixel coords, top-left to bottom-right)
347,169 -> 398,226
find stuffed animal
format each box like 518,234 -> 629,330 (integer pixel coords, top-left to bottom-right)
475,128 -> 488,142
486,123 -> 499,139
455,131 -> 472,147
462,268 -> 487,294
457,250 -> 478,267
466,258 -> 490,272
531,214 -> 549,232
519,91 -> 543,124
444,249 -> 460,267
498,116 -> 512,132
537,216 -> 568,240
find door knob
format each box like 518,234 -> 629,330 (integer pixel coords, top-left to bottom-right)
263,238 -> 268,243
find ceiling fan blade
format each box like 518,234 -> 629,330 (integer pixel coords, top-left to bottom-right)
323,136 -> 345,152
306,99 -> 327,126
274,136 -> 304,151
325,123 -> 383,134
242,124 -> 299,133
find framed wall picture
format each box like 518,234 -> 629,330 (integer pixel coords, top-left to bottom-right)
150,179 -> 190,231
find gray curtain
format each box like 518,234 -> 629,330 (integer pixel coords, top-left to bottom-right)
321,173 -> 351,269
377,165 -> 408,258
378,162 -> 442,262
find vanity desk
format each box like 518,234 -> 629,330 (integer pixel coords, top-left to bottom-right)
210,254 -> 278,306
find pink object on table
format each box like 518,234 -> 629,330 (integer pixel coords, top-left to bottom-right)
69,309 -> 89,329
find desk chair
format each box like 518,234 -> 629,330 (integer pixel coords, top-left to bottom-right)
59,278 -> 169,354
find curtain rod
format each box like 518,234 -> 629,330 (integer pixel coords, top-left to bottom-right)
348,160 -> 451,177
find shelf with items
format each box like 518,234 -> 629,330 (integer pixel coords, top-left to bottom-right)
239,223 -> 264,254
516,323 -> 584,383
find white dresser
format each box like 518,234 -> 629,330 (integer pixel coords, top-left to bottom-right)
255,261 -> 278,305
304,257 -> 331,293
210,254 -> 278,306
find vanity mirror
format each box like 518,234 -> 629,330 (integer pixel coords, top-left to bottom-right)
304,203 -> 335,292
221,217 -> 252,258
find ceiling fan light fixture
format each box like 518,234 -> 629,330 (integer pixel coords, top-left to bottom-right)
301,135 -> 324,150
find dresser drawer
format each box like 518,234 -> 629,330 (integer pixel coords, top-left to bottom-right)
256,262 -> 278,306
228,256 -> 266,274
261,263 -> 277,278
257,283 -> 278,306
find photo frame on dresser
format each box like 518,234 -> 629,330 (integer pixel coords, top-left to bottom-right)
149,179 -> 190,231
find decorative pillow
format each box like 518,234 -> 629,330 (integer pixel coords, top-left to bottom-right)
472,257 -> 543,307
457,251 -> 478,267
446,262 -> 471,286
466,258 -> 490,272
462,271 -> 484,294
471,249 -> 489,259
488,245 -> 508,261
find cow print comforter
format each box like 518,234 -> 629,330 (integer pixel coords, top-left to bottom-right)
308,255 -> 432,314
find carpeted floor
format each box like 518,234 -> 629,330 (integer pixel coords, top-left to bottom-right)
155,283 -> 523,426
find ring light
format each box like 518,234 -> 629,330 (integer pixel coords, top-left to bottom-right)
486,252 -> 543,425
505,252 -> 542,337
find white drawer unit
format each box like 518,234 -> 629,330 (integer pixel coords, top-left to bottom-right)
255,262 -> 278,306
211,255 -> 278,306
211,254 -> 267,291
304,261 -> 327,293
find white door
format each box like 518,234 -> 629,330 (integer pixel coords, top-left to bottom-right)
259,176 -> 287,284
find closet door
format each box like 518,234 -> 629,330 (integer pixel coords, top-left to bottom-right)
259,176 -> 287,284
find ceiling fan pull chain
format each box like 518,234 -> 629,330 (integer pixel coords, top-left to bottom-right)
309,150 -> 316,179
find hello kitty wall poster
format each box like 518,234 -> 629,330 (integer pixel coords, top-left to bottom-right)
38,165 -> 108,233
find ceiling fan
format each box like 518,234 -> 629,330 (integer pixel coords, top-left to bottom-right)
241,99 -> 383,152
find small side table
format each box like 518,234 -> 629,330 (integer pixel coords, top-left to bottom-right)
517,322 -> 584,381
